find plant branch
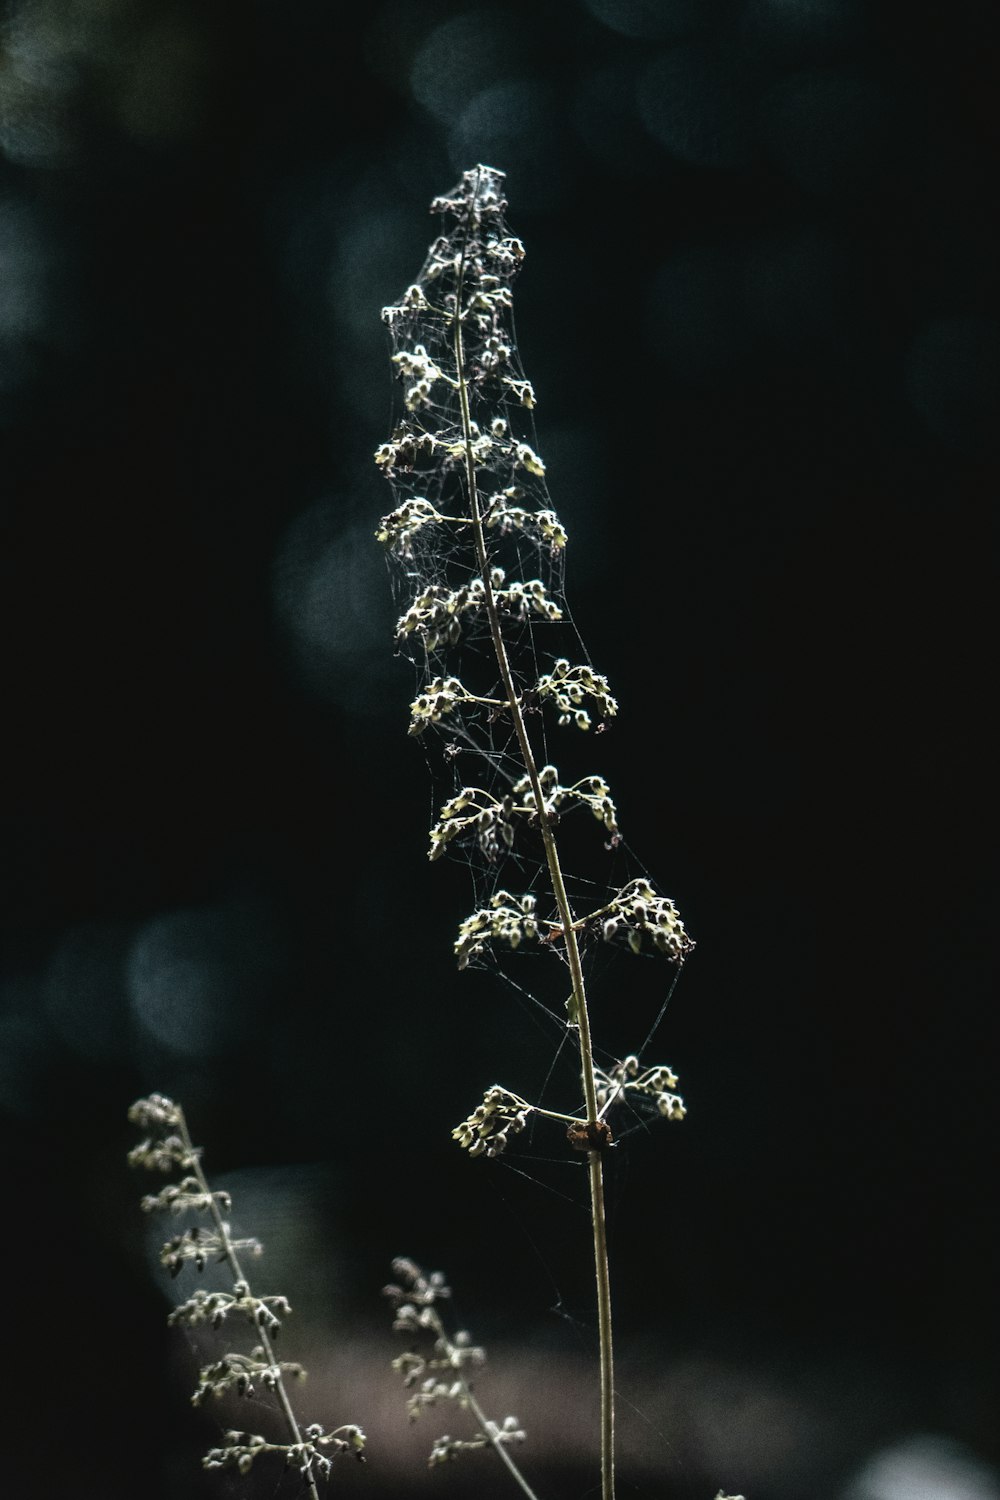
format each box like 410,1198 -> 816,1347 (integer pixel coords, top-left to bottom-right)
461,1379 -> 543,1500
171,1104 -> 323,1500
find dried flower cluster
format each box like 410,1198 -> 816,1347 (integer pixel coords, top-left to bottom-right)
452,1085 -> 532,1157
384,1259 -> 528,1474
594,1055 -> 687,1122
427,767 -> 620,864
128,1095 -> 365,1494
375,163 -> 691,985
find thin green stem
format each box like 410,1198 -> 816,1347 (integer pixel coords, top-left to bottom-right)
420,1293 -> 543,1499
462,1380 -> 544,1500
452,169 -> 615,1500
494,1089 -> 592,1127
174,1107 -> 321,1500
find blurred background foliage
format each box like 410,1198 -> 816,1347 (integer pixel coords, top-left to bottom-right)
1,1 -> 995,1497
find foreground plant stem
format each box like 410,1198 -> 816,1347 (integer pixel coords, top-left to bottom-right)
172,1104 -> 322,1500
453,191 -> 616,1500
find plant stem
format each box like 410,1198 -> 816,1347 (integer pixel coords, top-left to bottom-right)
452,171 -> 616,1500
462,1379 -> 544,1500
174,1105 -> 322,1500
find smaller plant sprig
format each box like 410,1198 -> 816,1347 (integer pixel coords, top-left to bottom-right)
384,1258 -> 539,1500
128,1094 -> 365,1494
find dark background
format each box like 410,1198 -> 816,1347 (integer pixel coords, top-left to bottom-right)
1,2 -> 995,1498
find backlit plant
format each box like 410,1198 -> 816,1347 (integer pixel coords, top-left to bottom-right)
128,1093 -> 365,1494
376,165 -> 698,1500
125,166 -> 741,1500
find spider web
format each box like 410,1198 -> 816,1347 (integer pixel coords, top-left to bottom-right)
376,163 -> 692,1184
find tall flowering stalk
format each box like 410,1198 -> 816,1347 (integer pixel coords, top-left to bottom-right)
376,167 -> 693,1500
128,1094 -> 365,1493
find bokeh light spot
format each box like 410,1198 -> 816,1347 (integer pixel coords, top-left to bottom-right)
0,2 -> 77,167
272,502 -> 394,712
572,60 -> 665,176
108,12 -> 208,143
583,0 -> 712,40
0,980 -> 47,1118
742,225 -> 845,354
448,79 -> 573,211
760,66 -> 900,195
409,9 -> 517,124
638,46 -> 751,170
128,904 -> 280,1058
844,1434 -> 1000,1500
215,1165 -> 346,1315
0,199 -> 46,336
328,202 -> 416,341
0,196 -> 51,415
44,922 -> 131,1062
741,0 -> 868,62
0,0 -> 210,161
130,956 -> 226,1055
